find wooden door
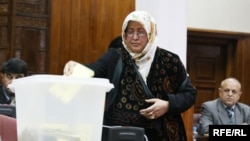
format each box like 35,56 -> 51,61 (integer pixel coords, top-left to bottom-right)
187,31 -> 238,113
0,0 -> 50,75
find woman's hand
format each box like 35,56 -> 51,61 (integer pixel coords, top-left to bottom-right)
63,60 -> 94,77
63,60 -> 78,76
139,98 -> 169,119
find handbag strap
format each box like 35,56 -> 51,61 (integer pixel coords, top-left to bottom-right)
178,76 -> 188,92
132,62 -> 154,98
133,62 -> 188,97
105,58 -> 122,110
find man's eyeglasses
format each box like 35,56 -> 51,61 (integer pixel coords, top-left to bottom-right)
125,31 -> 147,38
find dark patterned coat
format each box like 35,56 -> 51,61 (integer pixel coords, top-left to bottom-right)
87,47 -> 197,141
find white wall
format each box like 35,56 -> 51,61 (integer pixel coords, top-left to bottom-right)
136,0 -> 187,67
187,0 -> 250,33
136,0 -> 250,69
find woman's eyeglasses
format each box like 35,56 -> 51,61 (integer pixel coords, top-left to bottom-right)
125,31 -> 147,38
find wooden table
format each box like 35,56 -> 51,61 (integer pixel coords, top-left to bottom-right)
196,135 -> 209,141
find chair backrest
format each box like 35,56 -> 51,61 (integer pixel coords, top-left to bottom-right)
0,105 -> 16,118
0,114 -> 17,141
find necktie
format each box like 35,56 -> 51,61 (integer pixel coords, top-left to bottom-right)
226,107 -> 235,124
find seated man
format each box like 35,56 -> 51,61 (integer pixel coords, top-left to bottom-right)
199,77 -> 250,135
0,58 -> 28,105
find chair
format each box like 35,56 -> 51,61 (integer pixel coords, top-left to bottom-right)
0,114 -> 17,141
0,105 -> 16,118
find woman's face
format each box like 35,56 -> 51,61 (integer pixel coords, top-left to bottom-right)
124,21 -> 148,53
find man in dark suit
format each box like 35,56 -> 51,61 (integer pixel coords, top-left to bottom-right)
199,77 -> 250,135
0,58 -> 28,105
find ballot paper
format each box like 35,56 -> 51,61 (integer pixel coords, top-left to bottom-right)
64,61 -> 94,78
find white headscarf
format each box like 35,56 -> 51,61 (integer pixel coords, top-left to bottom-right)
121,11 -> 158,82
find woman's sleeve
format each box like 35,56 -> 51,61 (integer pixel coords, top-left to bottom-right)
86,48 -> 120,78
167,76 -> 197,114
165,54 -> 197,114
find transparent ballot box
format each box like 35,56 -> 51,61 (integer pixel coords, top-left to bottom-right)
9,75 -> 113,141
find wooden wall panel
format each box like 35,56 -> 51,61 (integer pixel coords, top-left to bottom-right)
181,106 -> 194,141
0,0 -> 11,62
234,37 -> 250,105
0,0 -> 50,74
49,0 -> 135,74
14,0 -> 50,74
188,41 -> 228,113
